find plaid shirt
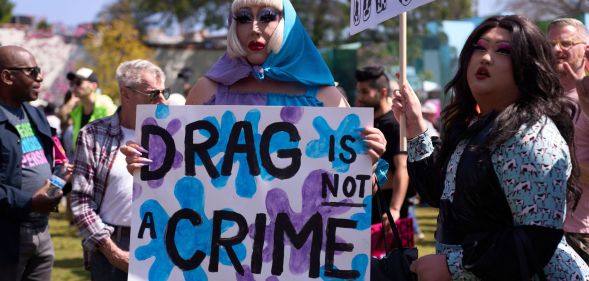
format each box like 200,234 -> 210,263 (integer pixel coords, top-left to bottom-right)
71,108 -> 123,253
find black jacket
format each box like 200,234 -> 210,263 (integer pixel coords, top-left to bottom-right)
0,102 -> 54,265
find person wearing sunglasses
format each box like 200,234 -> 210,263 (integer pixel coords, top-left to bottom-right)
66,67 -> 117,150
70,60 -> 168,280
0,45 -> 64,280
548,18 -> 589,266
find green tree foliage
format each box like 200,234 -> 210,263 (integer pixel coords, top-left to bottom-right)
83,15 -> 153,102
36,19 -> 51,31
106,0 -> 229,34
0,0 -> 14,24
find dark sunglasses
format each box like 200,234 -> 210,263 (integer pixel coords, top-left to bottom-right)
126,86 -> 171,101
4,66 -> 41,79
233,7 -> 281,24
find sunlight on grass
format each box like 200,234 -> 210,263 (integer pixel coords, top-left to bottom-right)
49,206 -> 439,279
415,206 -> 438,256
49,212 -> 89,281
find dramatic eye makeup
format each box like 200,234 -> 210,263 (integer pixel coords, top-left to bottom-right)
496,42 -> 512,55
258,8 -> 280,23
233,7 -> 280,24
234,9 -> 254,24
473,39 -> 488,51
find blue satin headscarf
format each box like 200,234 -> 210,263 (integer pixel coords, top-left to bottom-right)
206,0 -> 335,87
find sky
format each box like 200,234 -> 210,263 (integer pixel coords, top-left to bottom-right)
12,0 -> 506,27
12,0 -> 114,26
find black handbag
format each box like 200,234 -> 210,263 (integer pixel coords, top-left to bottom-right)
370,165 -> 418,281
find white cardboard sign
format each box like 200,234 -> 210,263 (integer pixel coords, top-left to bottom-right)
350,0 -> 436,35
128,105 -> 374,281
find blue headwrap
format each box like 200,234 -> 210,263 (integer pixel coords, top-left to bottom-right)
206,0 -> 335,87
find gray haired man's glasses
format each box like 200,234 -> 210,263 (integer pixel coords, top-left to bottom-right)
126,86 -> 171,101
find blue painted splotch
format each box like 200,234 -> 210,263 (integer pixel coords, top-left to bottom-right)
319,254 -> 368,281
134,176 -> 246,281
192,110 -> 299,198
155,104 -> 170,119
306,114 -> 365,173
350,195 -> 372,230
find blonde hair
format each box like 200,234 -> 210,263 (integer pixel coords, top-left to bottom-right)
548,18 -> 589,43
227,0 -> 284,59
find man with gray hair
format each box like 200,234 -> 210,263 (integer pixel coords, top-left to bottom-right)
548,17 -> 589,264
71,59 -> 170,280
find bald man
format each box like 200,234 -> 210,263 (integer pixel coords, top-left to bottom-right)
0,46 -> 62,280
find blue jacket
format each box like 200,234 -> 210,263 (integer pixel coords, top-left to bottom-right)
0,102 -> 54,265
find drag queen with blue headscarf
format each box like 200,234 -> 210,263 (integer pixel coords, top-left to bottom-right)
183,0 -> 387,164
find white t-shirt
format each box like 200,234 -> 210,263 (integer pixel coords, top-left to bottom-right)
100,126 -> 135,227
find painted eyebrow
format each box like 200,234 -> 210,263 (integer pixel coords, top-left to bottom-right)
479,37 -> 511,44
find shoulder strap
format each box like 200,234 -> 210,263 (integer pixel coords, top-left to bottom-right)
375,180 -> 404,253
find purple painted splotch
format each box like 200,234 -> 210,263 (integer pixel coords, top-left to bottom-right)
248,169 -> 352,275
235,266 -> 281,281
280,107 -> 303,124
142,117 -> 184,189
132,183 -> 142,201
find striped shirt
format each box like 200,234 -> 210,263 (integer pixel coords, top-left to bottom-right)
71,108 -> 123,252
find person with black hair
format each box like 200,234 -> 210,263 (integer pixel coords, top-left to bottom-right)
355,66 -> 412,246
392,15 -> 589,280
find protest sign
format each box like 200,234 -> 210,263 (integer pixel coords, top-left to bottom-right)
129,105 -> 374,281
350,0 -> 435,35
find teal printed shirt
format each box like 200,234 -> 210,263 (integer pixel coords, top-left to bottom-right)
408,117 -> 589,280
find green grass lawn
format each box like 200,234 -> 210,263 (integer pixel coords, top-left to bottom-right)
49,207 -> 439,280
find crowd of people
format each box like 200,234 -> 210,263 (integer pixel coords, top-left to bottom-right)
0,0 -> 589,280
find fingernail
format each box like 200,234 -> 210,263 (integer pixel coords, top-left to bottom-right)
128,147 -> 143,156
138,146 -> 149,153
140,158 -> 153,164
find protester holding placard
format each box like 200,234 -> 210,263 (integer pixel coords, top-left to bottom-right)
392,15 -> 589,280
124,0 -> 386,173
70,60 -> 169,280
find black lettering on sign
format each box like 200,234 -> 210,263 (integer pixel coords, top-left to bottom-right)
185,120 -> 219,179
165,208 -> 206,271
322,172 -> 337,198
209,210 -> 248,275
323,173 -> 371,199
324,218 -> 359,279
272,212 -> 322,278
138,211 -> 156,239
222,121 -> 260,177
355,174 -> 371,198
260,122 -> 301,179
141,125 -> 175,181
339,135 -> 357,164
250,213 -> 267,274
